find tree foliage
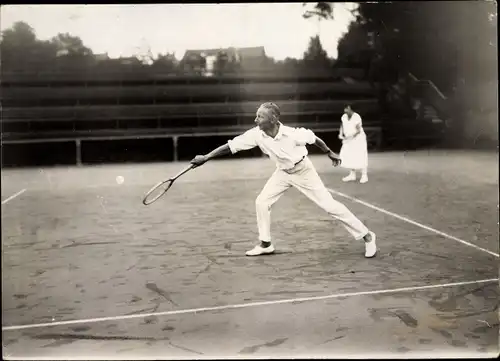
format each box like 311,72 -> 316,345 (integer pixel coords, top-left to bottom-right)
306,2 -> 496,90
302,2 -> 334,21
302,35 -> 331,69
306,1 -> 497,143
1,20 -> 337,76
50,33 -> 93,57
354,2 -> 494,91
336,21 -> 373,69
151,52 -> 178,72
1,21 -> 95,71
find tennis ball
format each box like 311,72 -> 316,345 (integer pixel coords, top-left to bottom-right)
116,176 -> 124,184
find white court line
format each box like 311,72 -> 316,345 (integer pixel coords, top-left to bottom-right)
1,188 -> 27,205
328,188 -> 500,258
2,278 -> 498,332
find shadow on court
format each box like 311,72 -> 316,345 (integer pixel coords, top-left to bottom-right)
2,151 -> 498,358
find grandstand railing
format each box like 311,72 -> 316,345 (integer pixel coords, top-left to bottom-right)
2,100 -> 379,120
407,72 -> 450,121
1,124 -> 383,166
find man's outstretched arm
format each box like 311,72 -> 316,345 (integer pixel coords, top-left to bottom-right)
191,128 -> 258,167
314,136 -> 332,153
205,143 -> 232,161
314,136 -> 341,166
191,144 -> 231,167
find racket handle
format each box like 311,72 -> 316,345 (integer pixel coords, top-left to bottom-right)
173,164 -> 196,180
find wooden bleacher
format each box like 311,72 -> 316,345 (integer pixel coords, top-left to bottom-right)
2,82 -> 375,106
1,68 -> 367,84
1,70 -> 383,166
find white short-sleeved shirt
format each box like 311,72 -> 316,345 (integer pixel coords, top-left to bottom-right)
228,123 -> 316,170
341,112 -> 364,138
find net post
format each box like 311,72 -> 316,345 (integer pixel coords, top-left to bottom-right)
75,139 -> 82,166
173,136 -> 179,162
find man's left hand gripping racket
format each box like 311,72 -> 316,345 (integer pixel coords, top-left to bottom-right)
142,164 -> 195,205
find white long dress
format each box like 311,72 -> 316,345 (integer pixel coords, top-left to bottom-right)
339,112 -> 368,170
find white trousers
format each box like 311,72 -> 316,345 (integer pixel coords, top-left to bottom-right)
255,157 -> 369,243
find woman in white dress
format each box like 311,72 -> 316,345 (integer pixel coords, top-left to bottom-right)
339,105 -> 369,183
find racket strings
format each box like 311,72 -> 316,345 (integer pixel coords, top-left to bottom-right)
143,180 -> 173,205
142,165 -> 194,205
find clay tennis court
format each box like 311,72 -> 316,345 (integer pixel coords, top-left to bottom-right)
2,150 -> 498,359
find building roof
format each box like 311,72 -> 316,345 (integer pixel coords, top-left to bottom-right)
94,53 -> 110,61
183,46 -> 266,60
238,46 -> 266,58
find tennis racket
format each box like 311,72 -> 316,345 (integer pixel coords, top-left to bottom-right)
142,164 -> 195,205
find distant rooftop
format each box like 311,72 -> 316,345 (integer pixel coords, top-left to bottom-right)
94,53 -> 110,61
183,46 -> 266,60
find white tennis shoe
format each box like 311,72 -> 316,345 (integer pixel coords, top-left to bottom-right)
246,244 -> 275,256
342,174 -> 356,182
360,175 -> 368,184
364,231 -> 377,258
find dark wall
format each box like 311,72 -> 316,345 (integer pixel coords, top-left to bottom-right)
2,142 -> 76,168
82,138 -> 175,164
1,131 -> 347,168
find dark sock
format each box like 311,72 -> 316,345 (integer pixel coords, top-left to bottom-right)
260,241 -> 271,248
363,232 -> 372,242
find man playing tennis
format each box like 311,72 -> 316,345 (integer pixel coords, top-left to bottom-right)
191,102 -> 377,258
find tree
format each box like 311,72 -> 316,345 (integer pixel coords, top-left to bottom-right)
180,52 -> 207,76
336,21 -> 373,69
151,52 -> 178,73
1,21 -> 95,72
352,1 -> 496,91
273,57 -> 298,73
1,21 -> 41,70
1,21 -> 37,46
302,2 -> 334,21
1,22 -> 61,71
50,33 -> 93,57
302,2 -> 334,34
311,0 -> 497,144
49,33 -> 94,69
304,1 -> 495,92
302,35 -> 331,70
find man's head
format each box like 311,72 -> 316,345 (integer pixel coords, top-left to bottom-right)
255,102 -> 280,131
344,104 -> 353,116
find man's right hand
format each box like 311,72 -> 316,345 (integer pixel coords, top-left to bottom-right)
191,155 -> 208,168
327,151 -> 342,167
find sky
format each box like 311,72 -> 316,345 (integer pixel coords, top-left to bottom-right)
0,3 -> 358,60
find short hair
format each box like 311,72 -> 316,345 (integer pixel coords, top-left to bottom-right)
259,102 -> 280,118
